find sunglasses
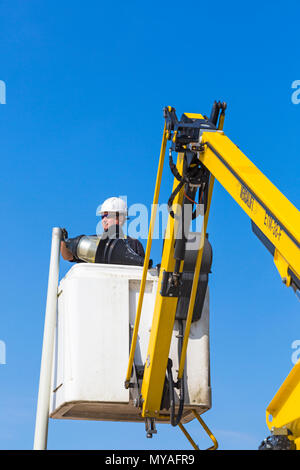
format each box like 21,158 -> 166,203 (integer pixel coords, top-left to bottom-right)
101,212 -> 117,220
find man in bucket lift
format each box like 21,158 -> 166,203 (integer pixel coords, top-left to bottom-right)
60,197 -> 146,266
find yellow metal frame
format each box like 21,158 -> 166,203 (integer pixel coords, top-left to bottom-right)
140,151 -> 186,417
139,111 -> 214,419
179,410 -> 218,450
266,361 -> 300,449
125,106 -> 300,447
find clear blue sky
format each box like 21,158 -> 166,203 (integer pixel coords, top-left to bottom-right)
0,0 -> 299,450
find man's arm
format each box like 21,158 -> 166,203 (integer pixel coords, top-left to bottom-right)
127,238 -> 145,258
136,240 -> 145,258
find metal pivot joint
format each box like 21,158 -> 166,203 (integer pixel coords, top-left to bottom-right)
145,418 -> 157,438
160,270 -> 182,297
259,427 -> 296,450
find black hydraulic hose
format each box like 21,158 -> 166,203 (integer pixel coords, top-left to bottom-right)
169,149 -> 183,183
168,320 -> 185,427
176,320 -> 185,422
167,359 -> 175,421
167,180 -> 184,218
168,148 -> 209,220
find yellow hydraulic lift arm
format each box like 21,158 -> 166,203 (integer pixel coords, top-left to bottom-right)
126,103 -> 300,448
265,360 -> 300,449
198,130 -> 300,292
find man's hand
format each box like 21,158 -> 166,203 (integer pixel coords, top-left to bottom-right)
60,227 -> 73,260
60,240 -> 74,260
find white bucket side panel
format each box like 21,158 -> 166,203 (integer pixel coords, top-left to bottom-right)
66,276 -> 130,402
129,279 -> 158,367
51,266 -> 131,410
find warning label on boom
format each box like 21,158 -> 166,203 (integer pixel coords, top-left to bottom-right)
264,210 -> 282,240
240,185 -> 255,211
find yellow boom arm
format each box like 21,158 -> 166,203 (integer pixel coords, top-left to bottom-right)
199,130 -> 300,290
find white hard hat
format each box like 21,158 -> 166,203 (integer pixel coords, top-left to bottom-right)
97,197 -> 128,215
